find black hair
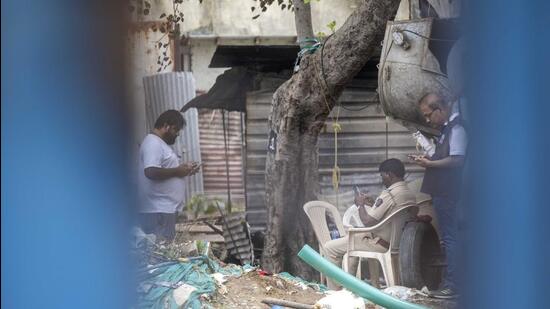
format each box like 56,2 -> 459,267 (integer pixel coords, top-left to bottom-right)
419,92 -> 449,110
154,110 -> 186,129
379,158 -> 405,179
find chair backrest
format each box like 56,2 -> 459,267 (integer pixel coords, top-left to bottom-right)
303,201 -> 347,248
388,206 -> 418,252
361,205 -> 418,252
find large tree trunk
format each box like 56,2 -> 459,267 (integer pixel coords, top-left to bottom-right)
262,0 -> 402,280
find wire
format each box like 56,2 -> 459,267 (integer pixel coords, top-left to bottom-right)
401,29 -> 457,42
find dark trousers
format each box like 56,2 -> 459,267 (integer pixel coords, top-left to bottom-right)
432,196 -> 458,289
139,212 -> 176,241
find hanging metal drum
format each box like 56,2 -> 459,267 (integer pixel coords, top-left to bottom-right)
378,18 -> 459,135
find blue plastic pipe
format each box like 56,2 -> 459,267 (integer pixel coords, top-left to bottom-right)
298,245 -> 427,309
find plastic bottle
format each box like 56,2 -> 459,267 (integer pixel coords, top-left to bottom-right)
330,227 -> 340,240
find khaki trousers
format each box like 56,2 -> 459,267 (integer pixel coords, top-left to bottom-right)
323,235 -> 385,290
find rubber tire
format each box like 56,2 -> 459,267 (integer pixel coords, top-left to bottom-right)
399,221 -> 442,289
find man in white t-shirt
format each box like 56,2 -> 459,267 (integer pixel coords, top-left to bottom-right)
138,110 -> 200,240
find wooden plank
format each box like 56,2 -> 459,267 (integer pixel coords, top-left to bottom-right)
186,234 -> 225,242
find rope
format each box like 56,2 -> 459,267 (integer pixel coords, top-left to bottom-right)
221,110 -> 232,213
332,121 -> 342,207
313,55 -> 343,207
293,37 -> 322,72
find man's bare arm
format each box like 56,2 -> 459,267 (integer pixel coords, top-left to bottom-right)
144,162 -> 197,180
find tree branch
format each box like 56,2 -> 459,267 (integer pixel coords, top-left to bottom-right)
321,0 -> 401,89
293,0 -> 314,48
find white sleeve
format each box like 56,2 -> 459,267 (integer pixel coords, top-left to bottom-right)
449,125 -> 468,156
141,138 -> 163,168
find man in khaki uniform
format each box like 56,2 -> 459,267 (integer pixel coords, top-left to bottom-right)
324,158 -> 417,290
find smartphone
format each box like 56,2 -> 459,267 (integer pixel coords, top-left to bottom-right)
193,162 -> 203,170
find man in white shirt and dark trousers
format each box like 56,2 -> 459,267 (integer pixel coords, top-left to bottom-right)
138,110 -> 200,240
411,93 -> 468,299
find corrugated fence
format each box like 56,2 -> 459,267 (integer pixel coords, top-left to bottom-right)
143,72 -> 204,208
245,89 -> 424,231
198,109 -> 245,206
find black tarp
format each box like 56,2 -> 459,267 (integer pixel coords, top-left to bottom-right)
180,67 -> 254,113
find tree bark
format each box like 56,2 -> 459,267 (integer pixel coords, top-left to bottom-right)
262,0 -> 402,280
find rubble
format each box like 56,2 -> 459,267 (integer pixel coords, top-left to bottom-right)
132,228 -> 456,309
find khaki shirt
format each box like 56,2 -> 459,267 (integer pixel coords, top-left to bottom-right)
362,181 -> 417,243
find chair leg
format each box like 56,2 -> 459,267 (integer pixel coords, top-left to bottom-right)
342,253 -> 349,272
368,259 -> 380,288
380,256 -> 396,287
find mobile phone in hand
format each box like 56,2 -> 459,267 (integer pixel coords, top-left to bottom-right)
192,162 -> 203,171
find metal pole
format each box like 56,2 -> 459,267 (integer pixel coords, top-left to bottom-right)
222,110 -> 232,213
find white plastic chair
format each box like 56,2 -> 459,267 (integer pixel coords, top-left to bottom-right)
303,200 -> 347,284
344,205 -> 418,287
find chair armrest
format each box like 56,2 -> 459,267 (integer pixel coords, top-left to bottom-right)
347,205 -> 417,236
347,226 -> 381,234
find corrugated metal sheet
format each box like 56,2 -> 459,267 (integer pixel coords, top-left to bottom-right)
245,89 -> 424,231
143,72 -> 204,207
198,109 -> 245,206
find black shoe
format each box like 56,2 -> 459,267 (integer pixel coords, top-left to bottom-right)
429,287 -> 458,299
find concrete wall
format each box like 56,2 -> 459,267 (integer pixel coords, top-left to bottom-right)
180,0 -> 362,36
180,0 -> 365,90
127,0 -> 175,149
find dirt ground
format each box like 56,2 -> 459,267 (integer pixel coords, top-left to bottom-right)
206,270 -> 325,308
204,270 -> 457,309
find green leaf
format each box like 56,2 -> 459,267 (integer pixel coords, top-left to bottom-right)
327,20 -> 337,33
304,0 -> 311,4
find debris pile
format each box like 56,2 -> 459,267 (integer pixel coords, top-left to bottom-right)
132,227 -> 326,308
132,227 -> 456,309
